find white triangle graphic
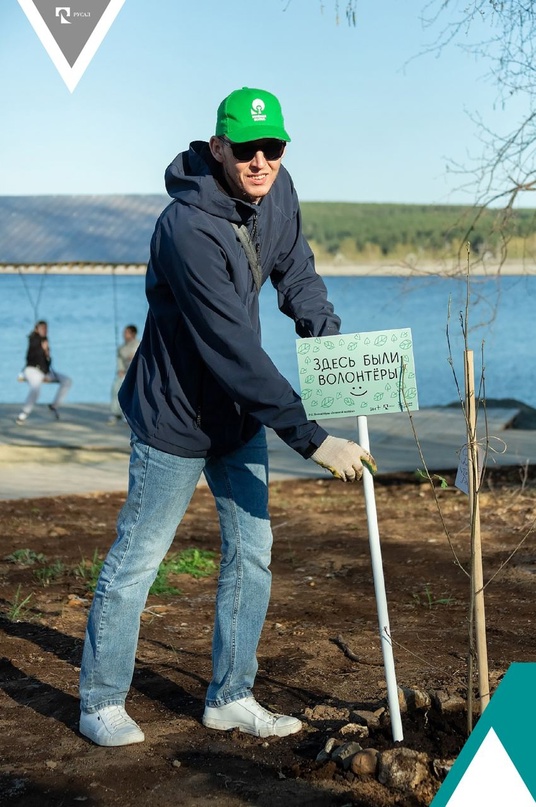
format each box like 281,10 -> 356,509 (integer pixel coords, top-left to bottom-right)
17,0 -> 126,92
446,727 -> 535,806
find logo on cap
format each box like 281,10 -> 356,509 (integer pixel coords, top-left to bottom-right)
251,99 -> 267,122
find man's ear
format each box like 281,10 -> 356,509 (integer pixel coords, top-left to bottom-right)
209,136 -> 224,164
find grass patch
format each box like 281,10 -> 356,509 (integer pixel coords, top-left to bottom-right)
73,548 -> 103,591
3,585 -> 34,621
72,547 -> 217,597
5,548 -> 47,566
162,548 -> 217,579
34,560 -> 66,586
150,549 -> 217,596
412,584 -> 454,609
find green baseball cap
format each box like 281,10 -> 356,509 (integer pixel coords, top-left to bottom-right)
215,87 -> 291,143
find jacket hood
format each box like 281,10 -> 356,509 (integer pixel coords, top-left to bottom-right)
164,140 -> 251,223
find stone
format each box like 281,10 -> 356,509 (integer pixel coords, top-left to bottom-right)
432,690 -> 467,714
398,686 -> 432,712
332,741 -> 364,770
349,748 -> 379,776
304,704 -> 350,721
378,747 -> 431,792
433,757 -> 455,781
315,736 -> 339,763
340,722 -> 369,738
349,708 -> 381,729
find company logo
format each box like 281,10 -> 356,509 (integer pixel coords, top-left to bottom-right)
251,99 -> 267,122
17,0 -> 125,92
55,7 -> 71,24
56,6 -> 91,25
55,7 -> 92,22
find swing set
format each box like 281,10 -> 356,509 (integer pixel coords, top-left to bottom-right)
16,266 -> 124,384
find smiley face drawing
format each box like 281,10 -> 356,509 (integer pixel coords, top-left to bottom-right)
349,385 -> 368,397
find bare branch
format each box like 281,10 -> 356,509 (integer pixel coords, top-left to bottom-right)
282,0 -> 358,26
423,1 -> 536,220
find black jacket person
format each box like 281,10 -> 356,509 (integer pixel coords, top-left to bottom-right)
79,88 -> 374,750
120,140 -> 340,459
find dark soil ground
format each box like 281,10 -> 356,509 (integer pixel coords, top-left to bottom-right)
1,467 -> 535,806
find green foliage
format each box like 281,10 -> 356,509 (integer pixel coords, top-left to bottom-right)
73,547 -> 217,597
412,584 -> 454,609
150,549 -> 217,595
73,548 -> 103,591
415,469 -> 449,489
3,585 -> 34,621
160,548 -> 217,579
5,548 -> 47,566
34,560 -> 66,586
300,201 -> 536,261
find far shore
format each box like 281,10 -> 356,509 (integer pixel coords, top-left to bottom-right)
1,260 -> 535,277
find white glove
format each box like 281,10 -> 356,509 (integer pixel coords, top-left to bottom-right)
311,435 -> 377,482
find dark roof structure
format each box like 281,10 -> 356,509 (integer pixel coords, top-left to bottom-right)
0,195 -> 170,265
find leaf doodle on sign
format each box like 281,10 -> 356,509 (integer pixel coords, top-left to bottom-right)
296,328 -> 419,419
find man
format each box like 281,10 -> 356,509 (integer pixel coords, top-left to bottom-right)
108,324 -> 139,424
79,87 -> 375,747
16,320 -> 72,425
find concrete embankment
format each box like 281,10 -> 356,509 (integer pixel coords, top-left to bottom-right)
1,403 -> 535,500
1,260 -> 535,277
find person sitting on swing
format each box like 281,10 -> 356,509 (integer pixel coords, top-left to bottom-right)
16,320 -> 72,425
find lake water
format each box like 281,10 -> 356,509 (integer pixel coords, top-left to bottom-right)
2,273 -> 535,410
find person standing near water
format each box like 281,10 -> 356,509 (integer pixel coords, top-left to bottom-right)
78,87 -> 375,747
108,324 -> 139,424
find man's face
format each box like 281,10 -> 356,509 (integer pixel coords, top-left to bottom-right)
210,137 -> 286,204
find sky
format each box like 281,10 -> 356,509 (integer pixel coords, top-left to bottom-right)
0,0 -> 530,205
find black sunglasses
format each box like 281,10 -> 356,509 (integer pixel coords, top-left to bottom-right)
219,136 -> 286,162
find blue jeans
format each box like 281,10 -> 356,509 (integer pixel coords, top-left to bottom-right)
79,428 -> 273,712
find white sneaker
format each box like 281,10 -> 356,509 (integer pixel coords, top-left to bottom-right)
79,705 -> 145,747
202,696 -> 302,738
15,413 -> 27,425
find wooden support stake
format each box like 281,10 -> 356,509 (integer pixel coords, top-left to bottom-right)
465,349 -> 490,714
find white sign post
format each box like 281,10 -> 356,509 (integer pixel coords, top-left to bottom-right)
357,413 -> 403,743
296,328 -> 419,743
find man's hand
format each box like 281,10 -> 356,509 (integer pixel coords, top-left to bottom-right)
311,436 -> 377,482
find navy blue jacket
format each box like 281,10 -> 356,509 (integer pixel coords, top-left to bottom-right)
120,141 -> 340,458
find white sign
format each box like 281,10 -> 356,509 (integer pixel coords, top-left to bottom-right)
296,328 -> 419,420
455,444 -> 485,495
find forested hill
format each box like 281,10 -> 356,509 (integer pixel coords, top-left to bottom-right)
300,202 -> 536,262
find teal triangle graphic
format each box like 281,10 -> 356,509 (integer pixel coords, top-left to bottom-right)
431,663 -> 536,805
445,728 -> 534,805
